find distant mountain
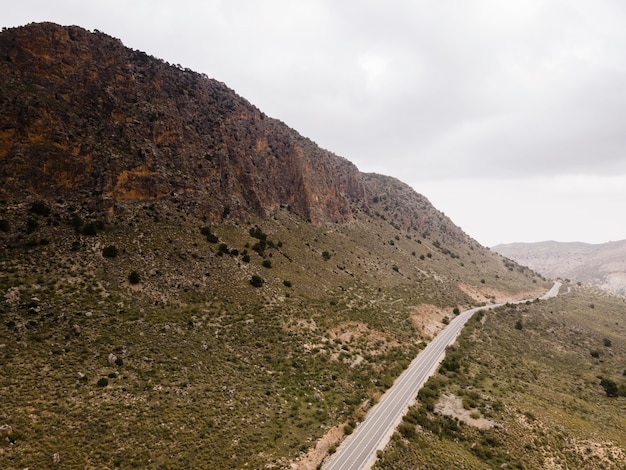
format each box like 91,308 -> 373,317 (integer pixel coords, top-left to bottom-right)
493,239 -> 626,296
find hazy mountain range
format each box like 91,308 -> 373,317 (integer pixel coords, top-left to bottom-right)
493,239 -> 626,296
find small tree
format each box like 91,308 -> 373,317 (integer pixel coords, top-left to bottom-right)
250,275 -> 264,287
102,245 -> 118,258
600,377 -> 618,397
128,271 -> 141,285
30,200 -> 51,216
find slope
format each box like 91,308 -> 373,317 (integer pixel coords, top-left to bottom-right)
0,23 -> 547,468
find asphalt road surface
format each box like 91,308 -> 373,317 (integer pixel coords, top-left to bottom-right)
323,282 -> 561,470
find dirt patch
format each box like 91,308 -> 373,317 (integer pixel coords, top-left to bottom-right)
435,393 -> 496,430
410,304 -> 448,339
328,321 -> 400,356
291,422 -> 346,470
458,283 -> 545,304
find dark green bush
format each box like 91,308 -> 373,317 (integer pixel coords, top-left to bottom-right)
128,271 -> 141,285
102,245 -> 118,258
30,200 -> 51,216
250,275 -> 264,287
97,377 -> 109,387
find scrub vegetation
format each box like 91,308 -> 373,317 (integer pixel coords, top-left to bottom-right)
376,283 -> 626,470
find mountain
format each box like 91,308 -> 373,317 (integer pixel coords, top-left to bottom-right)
0,23 -> 548,469
493,239 -> 626,296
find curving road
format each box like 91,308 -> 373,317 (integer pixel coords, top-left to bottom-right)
323,282 -> 561,470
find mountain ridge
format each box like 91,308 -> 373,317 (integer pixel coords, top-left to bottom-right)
493,239 -> 626,296
0,21 -> 469,246
0,22 -> 550,469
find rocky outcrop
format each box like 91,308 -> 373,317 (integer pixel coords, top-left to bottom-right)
0,22 -> 468,244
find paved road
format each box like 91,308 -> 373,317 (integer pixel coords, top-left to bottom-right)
323,282 -> 561,470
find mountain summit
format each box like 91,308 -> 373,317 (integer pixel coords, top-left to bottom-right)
1,21 -> 466,243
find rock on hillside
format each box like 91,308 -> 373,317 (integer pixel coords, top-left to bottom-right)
0,22 -> 468,245
493,239 -> 626,296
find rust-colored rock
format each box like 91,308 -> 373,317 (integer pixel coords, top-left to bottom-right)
0,22 -> 469,244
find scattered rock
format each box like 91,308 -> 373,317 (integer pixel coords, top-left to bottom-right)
107,353 -> 118,365
4,287 -> 19,305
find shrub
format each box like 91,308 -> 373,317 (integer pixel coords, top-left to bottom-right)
0,219 -> 9,232
200,226 -> 219,243
603,338 -> 612,347
242,254 -> 251,263
82,222 -> 99,236
26,218 -> 38,234
453,307 -> 460,315
322,251 -> 331,260
97,377 -> 109,387
344,424 -> 354,435
102,245 -> 118,258
600,377 -> 618,397
283,280 -> 292,287
218,243 -> 229,255
250,275 -> 264,287
590,350 -> 600,359
30,200 -> 50,216
398,422 -> 416,439
128,271 -> 141,285
262,259 -> 272,268
442,316 -> 450,325
515,319 -> 523,330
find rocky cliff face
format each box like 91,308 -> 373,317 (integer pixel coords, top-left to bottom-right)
0,22 -> 468,244
0,22 -> 364,223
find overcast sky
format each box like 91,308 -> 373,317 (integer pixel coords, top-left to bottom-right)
5,1 -> 626,246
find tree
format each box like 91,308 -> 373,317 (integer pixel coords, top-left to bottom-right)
250,275 -> 264,287
600,377 -> 618,397
128,271 -> 141,285
102,245 -> 118,258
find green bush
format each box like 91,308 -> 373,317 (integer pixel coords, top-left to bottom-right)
97,377 -> 109,387
322,251 -> 331,260
30,200 -> 51,216
262,259 -> 272,268
128,271 -> 141,285
250,275 -> 264,287
200,226 -> 219,243
102,245 -> 118,258
600,377 -> 618,397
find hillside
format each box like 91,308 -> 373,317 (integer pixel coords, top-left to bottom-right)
0,23 -> 548,468
493,240 -> 626,296
376,283 -> 626,469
